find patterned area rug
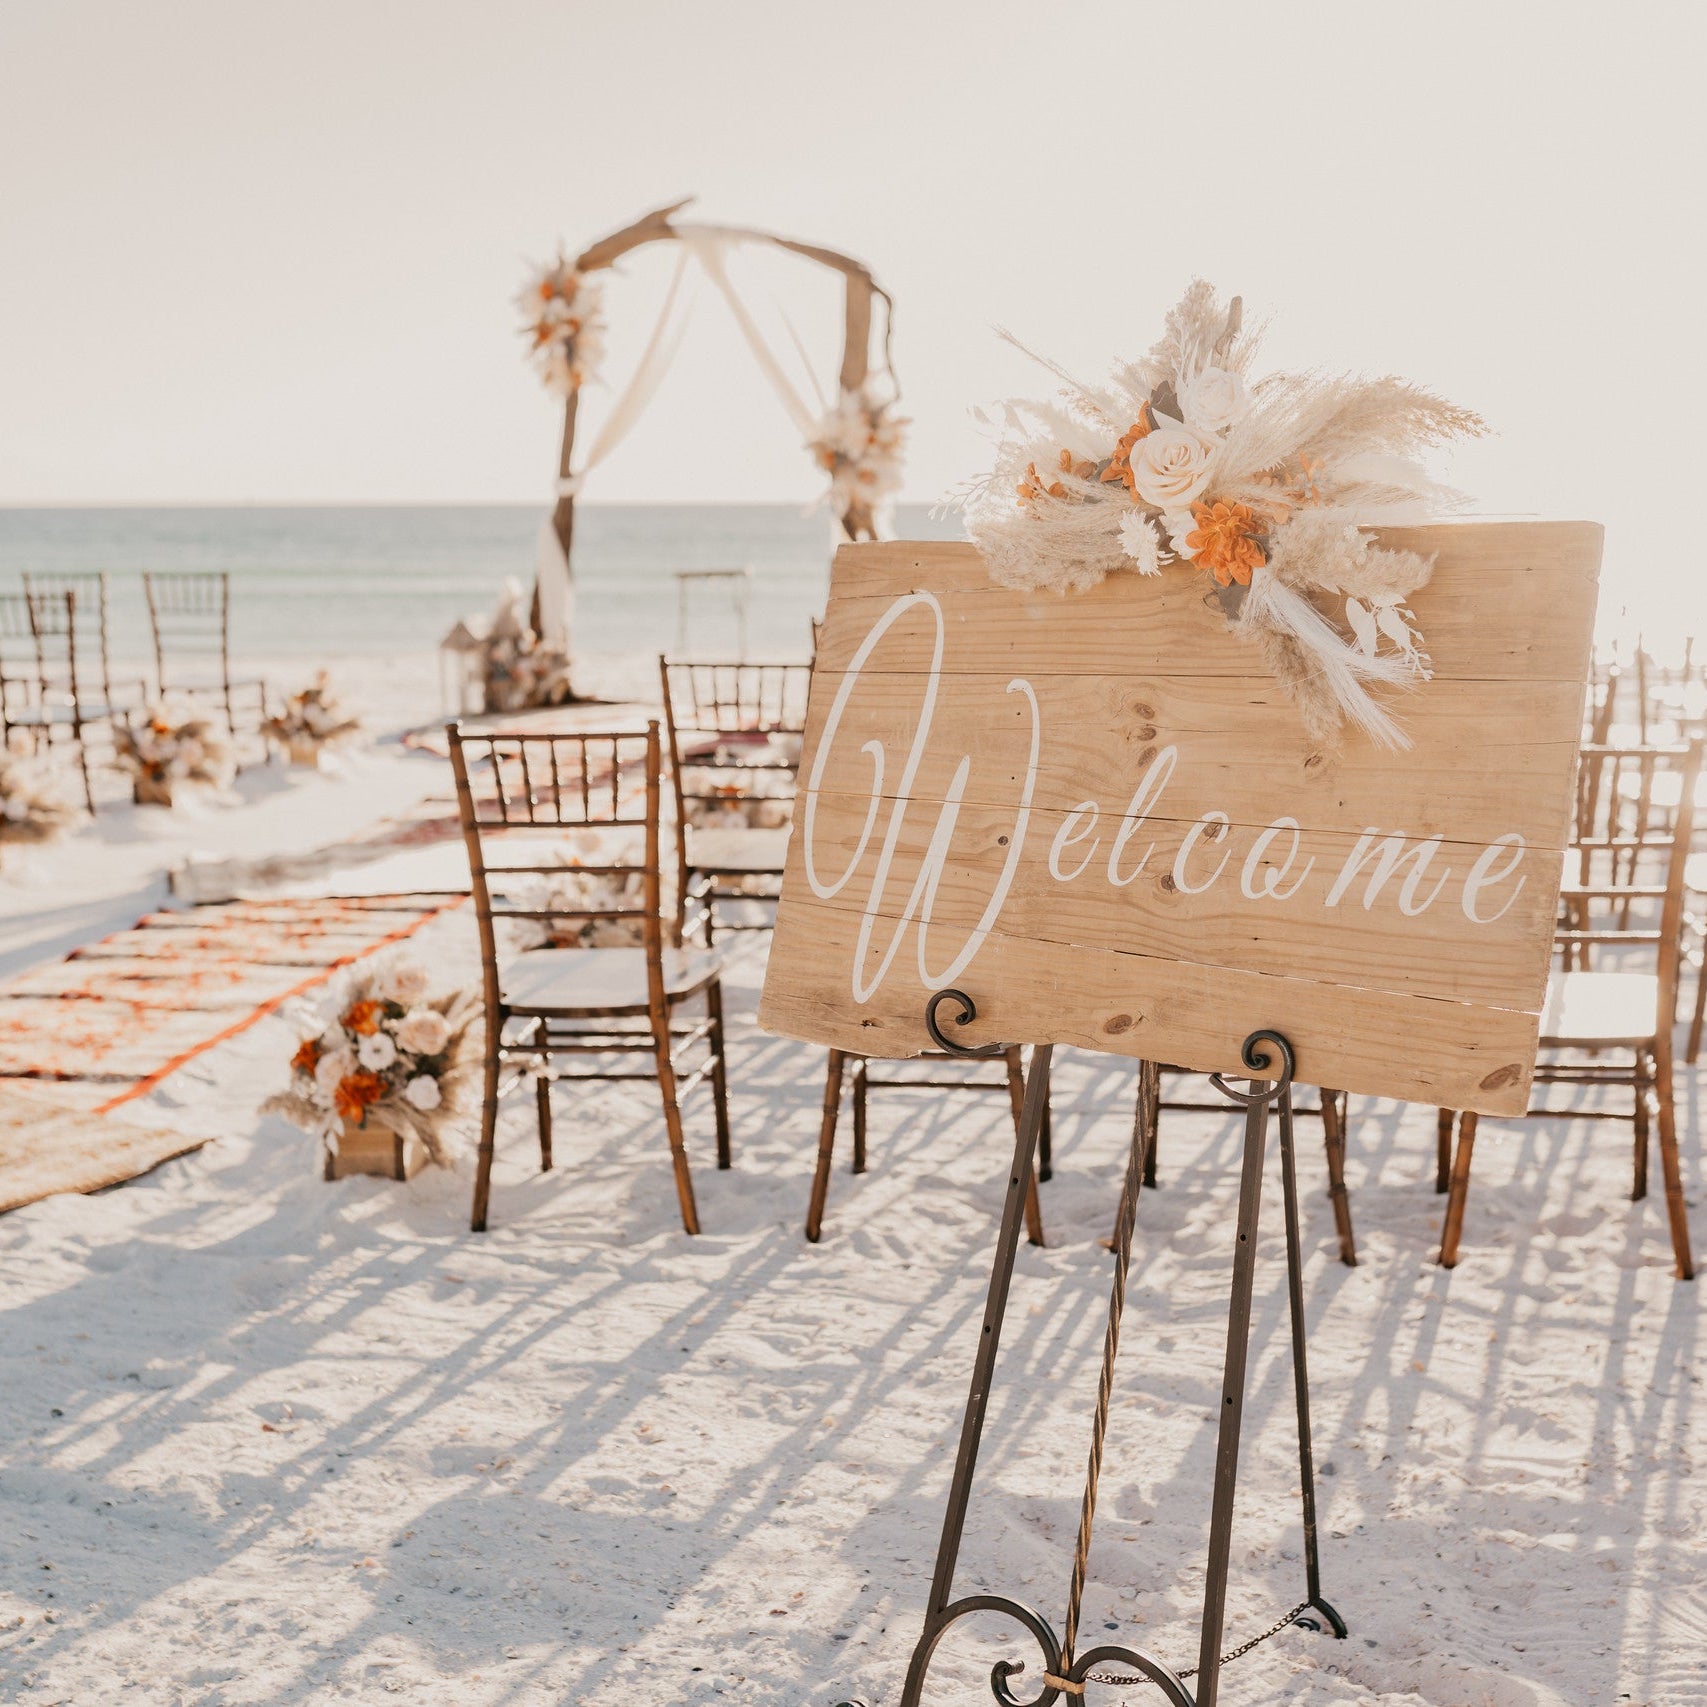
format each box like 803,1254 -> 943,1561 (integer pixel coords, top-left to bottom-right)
0,894 -> 466,1125
0,1082 -> 208,1214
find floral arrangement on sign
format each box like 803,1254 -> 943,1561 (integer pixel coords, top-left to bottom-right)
517,253 -> 607,397
481,580 -> 574,713
264,956 -> 479,1167
114,703 -> 237,800
0,743 -> 82,843
963,282 -> 1486,747
808,384 -> 909,540
264,674 -> 361,759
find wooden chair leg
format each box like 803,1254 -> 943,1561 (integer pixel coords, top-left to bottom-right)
1633,1050 -> 1652,1202
652,1027 -> 701,1235
1689,953 -> 1707,1064
850,1057 -> 869,1175
706,979 -> 732,1170
1435,1108 -> 1454,1194
469,1019 -> 502,1233
1003,1047 -> 1046,1248
74,734 -> 95,815
1653,1037 -> 1695,1280
805,1050 -> 847,1244
1141,1065 -> 1160,1188
535,1073 -> 553,1172
1321,1089 -> 1357,1267
1038,1067 -> 1054,1182
1438,1110 -> 1478,1268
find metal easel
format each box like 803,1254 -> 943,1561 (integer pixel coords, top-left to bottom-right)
850,989 -> 1345,1707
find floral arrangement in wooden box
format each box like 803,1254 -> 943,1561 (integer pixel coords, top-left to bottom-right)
962,282 -> 1485,747
265,955 -> 478,1168
0,743 -> 82,843
264,673 -> 361,763
113,703 -> 236,803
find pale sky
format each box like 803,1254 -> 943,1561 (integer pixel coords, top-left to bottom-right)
1,1 -> 1702,626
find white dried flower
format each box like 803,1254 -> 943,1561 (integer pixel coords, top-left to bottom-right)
403,1074 -> 442,1112
1176,366 -> 1250,434
395,1009 -> 451,1057
1127,423 -> 1219,511
1117,511 -> 1164,576
1161,511 -> 1198,560
357,1031 -> 397,1071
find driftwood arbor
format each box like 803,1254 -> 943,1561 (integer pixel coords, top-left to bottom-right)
539,197 -> 900,640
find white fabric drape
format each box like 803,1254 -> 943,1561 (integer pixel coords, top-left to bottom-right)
536,250 -> 695,646
676,224 -> 823,440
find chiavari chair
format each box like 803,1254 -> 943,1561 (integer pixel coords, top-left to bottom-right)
659,657 -> 811,942
1438,739 -> 1701,1279
143,571 -> 268,740
448,721 -> 731,1235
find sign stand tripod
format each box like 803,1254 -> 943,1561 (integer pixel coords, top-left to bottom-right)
890,992 -> 1345,1707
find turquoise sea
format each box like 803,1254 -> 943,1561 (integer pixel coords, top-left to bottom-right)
0,503 -> 967,663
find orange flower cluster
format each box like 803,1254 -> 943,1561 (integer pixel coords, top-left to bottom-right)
291,1037 -> 322,1074
341,999 -> 386,1036
1185,500 -> 1267,587
1098,405 -> 1155,495
1017,448 -> 1098,507
333,1070 -> 385,1125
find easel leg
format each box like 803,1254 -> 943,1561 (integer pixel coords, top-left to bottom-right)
900,1045 -> 1053,1707
1194,1077 -> 1273,1707
1277,1087 -> 1346,1638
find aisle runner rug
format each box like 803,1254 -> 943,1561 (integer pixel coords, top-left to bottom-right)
0,1082 -> 207,1215
0,894 -> 466,1124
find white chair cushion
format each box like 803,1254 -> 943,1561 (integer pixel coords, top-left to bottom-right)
1540,969 -> 1661,1046
500,946 -> 721,1013
685,825 -> 790,874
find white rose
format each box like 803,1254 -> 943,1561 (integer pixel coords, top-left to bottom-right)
1177,366 -> 1250,434
314,1047 -> 355,1096
380,962 -> 431,1005
395,1009 -> 451,1057
1127,423 -> 1219,511
403,1073 -> 442,1112
1162,511 -> 1198,560
358,1031 -> 397,1071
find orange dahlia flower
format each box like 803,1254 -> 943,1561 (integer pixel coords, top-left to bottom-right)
1099,405 -> 1155,492
334,1070 -> 385,1125
342,999 -> 385,1036
291,1037 -> 322,1074
1185,500 -> 1267,587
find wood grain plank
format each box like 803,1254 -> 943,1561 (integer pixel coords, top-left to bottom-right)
758,895 -> 1539,1114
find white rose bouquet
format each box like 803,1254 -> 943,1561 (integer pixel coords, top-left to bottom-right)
963,281 -> 1486,748
265,673 -> 361,758
264,954 -> 479,1167
517,254 -> 606,397
114,702 -> 236,800
808,384 -> 909,541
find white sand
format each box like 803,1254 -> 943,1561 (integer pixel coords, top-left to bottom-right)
2,655 -> 1705,1705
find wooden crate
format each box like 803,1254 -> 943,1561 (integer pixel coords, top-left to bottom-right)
326,1118 -> 428,1181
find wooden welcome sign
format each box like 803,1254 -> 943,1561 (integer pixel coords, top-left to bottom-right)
759,521 -> 1601,1114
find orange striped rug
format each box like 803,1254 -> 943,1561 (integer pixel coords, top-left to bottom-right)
0,893 -> 466,1120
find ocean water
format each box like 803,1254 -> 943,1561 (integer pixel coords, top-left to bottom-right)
0,503 -> 967,664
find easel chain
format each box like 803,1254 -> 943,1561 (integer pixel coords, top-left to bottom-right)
1045,1599 -> 1313,1693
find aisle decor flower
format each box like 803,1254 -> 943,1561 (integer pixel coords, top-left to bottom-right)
264,955 -> 479,1168
517,252 -> 607,397
808,384 -> 909,540
962,282 -> 1487,748
264,673 -> 361,766
0,743 -> 83,843
113,703 -> 236,805
480,579 -> 574,713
